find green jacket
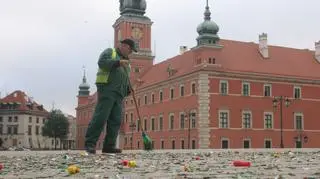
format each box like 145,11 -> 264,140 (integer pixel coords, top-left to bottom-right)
96,48 -> 131,98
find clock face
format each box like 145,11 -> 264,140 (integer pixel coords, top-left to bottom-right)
131,27 -> 143,40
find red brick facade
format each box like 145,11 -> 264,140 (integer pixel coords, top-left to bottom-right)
76,1 -> 320,150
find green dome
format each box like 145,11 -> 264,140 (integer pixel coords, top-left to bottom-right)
196,1 -> 220,46
197,20 -> 219,35
79,82 -> 90,89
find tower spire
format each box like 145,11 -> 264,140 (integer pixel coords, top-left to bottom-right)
82,65 -> 87,83
204,0 -> 211,20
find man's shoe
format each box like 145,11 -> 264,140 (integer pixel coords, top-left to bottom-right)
85,147 -> 96,154
102,148 -> 122,154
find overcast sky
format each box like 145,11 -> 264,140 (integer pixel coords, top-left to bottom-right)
1,0 -> 319,116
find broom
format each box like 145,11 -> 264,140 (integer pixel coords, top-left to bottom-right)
130,86 -> 153,150
124,67 -> 153,150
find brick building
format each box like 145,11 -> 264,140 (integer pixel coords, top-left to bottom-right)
75,0 -> 320,150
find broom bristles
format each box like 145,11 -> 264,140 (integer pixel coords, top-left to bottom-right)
142,132 -> 153,150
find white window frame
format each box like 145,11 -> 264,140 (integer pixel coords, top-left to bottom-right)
144,94 -> 147,105
179,112 -> 185,129
242,82 -> 250,96
219,109 -> 229,128
242,110 -> 252,129
170,87 -> 174,100
180,84 -> 185,97
264,112 -> 274,129
263,84 -> 272,97
294,112 -> 304,130
169,113 -> 174,130
294,86 -> 302,99
219,80 -> 229,95
143,117 -> 148,131
130,112 -> 133,123
151,93 -> 155,104
191,82 -> 196,94
125,112 -> 128,123
159,90 -> 163,102
150,116 -> 156,131
190,109 -> 197,128
158,114 -> 163,131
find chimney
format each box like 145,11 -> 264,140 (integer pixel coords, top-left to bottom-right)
315,40 -> 320,63
259,33 -> 269,58
180,46 -> 188,55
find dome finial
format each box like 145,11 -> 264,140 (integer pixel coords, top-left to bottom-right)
204,0 -> 211,21
82,65 -> 87,83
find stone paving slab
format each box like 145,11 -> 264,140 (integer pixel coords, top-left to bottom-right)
0,149 -> 320,178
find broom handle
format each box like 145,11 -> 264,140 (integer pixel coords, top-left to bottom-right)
123,66 -> 144,132
131,89 -> 144,133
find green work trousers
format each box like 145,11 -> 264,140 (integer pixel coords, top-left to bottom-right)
84,84 -> 123,149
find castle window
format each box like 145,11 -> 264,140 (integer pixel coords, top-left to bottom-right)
209,58 -> 216,64
170,88 -> 174,100
159,91 -> 163,102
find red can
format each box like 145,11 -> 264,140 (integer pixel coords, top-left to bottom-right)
0,163 -> 3,170
122,160 -> 129,166
233,160 -> 251,167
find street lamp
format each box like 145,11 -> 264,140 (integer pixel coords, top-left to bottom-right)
185,110 -> 196,149
272,96 -> 292,148
129,122 -> 136,150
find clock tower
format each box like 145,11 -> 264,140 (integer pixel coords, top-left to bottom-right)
113,0 -> 154,83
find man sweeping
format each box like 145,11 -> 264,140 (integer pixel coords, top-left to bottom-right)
84,38 -> 137,154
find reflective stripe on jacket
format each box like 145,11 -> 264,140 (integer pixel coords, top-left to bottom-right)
95,48 -> 117,84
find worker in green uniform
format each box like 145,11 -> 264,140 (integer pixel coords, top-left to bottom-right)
84,38 -> 137,154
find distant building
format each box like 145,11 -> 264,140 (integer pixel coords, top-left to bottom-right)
61,114 -> 77,149
0,90 -> 76,150
76,0 -> 320,150
0,90 -> 54,149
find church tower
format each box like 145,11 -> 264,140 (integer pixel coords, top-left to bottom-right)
113,0 -> 154,83
77,68 -> 90,106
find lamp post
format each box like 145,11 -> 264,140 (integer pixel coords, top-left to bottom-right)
129,122 -> 136,150
272,96 -> 292,148
185,110 -> 195,149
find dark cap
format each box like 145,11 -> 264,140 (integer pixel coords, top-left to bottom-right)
120,38 -> 138,52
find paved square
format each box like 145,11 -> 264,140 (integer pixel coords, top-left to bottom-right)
0,149 -> 319,178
